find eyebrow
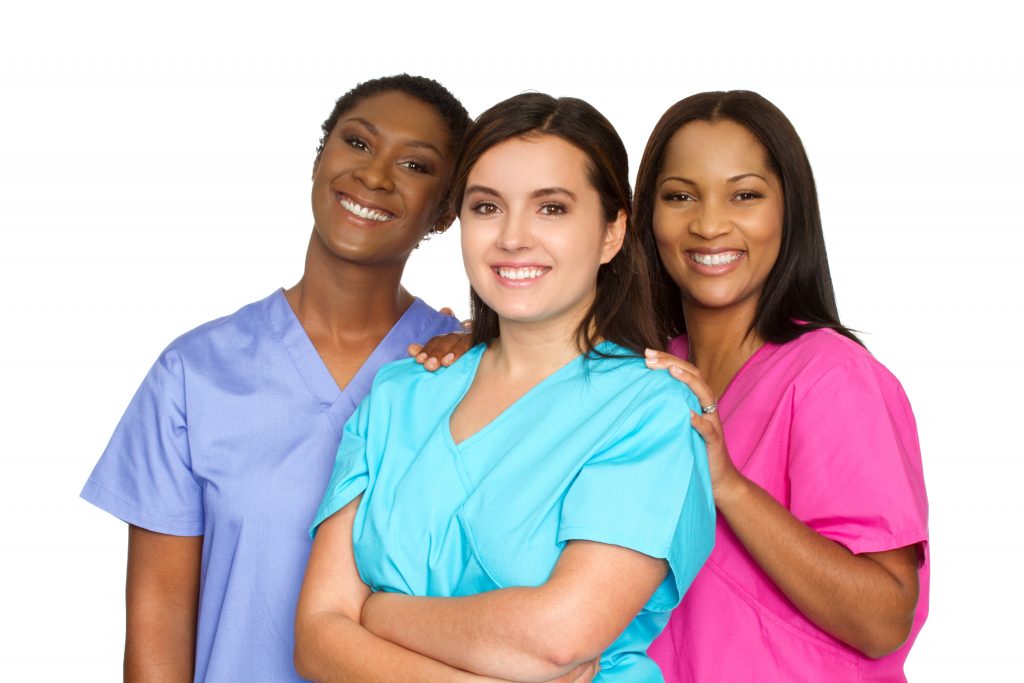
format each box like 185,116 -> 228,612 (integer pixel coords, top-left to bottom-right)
531,187 -> 577,200
341,116 -> 444,157
660,173 -> 768,187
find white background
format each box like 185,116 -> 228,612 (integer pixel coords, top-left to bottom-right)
1,1 -> 1021,679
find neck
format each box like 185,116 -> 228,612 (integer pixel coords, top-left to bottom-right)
284,228 -> 413,341
682,296 -> 764,391
488,303 -> 593,382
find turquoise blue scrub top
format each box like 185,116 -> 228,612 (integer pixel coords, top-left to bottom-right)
312,342 -> 716,681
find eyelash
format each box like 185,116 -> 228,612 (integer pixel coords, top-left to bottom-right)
662,191 -> 763,202
470,201 -> 500,215
345,135 -> 369,152
539,202 -> 567,216
401,160 -> 432,175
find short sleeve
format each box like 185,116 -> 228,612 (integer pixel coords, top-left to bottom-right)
789,356 -> 928,555
557,384 -> 716,612
80,349 -> 204,536
309,392 -> 372,537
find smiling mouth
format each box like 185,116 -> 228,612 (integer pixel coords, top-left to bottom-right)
688,251 -> 743,266
337,194 -> 395,222
494,266 -> 550,281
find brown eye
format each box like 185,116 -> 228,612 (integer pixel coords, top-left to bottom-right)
471,201 -> 499,216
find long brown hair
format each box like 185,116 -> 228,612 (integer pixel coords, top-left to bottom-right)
634,90 -> 861,345
451,93 -> 663,356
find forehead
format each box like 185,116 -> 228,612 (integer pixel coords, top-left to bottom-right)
468,135 -> 591,192
662,119 -> 773,179
340,91 -> 451,151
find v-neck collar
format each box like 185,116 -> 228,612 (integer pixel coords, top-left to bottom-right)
445,340 -> 616,451
263,288 -> 434,433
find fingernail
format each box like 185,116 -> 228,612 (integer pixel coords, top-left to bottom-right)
645,356 -> 656,364
442,353 -> 454,364
644,348 -> 656,357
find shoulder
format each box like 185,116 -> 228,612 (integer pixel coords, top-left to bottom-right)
587,344 -> 702,415
158,291 -> 279,366
405,298 -> 463,338
774,329 -> 908,407
367,343 -> 482,399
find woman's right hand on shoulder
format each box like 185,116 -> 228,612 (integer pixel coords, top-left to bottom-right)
408,330 -> 473,372
643,349 -> 746,506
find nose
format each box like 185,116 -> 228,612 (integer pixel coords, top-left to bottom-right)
689,200 -> 732,240
496,209 -> 533,252
353,153 -> 396,193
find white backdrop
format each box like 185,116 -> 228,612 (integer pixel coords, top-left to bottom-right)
1,1 -> 1021,679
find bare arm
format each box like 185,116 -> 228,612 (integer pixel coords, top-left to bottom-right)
360,540 -> 667,681
294,498 -> 596,683
125,525 -> 202,683
646,351 -> 920,658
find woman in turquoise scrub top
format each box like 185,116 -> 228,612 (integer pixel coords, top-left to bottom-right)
81,75 -> 470,682
295,94 -> 716,682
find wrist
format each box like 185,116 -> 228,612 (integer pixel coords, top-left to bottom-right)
713,470 -> 752,513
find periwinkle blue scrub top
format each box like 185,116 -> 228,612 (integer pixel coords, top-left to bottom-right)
312,342 -> 716,681
81,289 -> 460,683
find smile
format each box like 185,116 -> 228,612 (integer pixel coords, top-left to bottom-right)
688,251 -> 743,266
494,266 -> 550,281
337,194 -> 395,222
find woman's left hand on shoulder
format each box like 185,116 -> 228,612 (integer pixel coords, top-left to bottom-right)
644,349 -> 745,505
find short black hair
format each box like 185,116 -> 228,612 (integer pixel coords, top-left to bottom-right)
315,74 -> 471,162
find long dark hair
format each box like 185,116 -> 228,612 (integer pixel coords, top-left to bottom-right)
451,93 -> 663,356
634,90 -> 861,346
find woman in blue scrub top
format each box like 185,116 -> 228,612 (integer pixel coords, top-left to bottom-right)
80,74 -> 471,682
295,93 -> 716,682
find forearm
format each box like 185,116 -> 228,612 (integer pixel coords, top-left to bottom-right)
295,609 -> 507,683
361,588 -> 580,682
716,476 -> 919,657
124,526 -> 201,683
124,605 -> 196,683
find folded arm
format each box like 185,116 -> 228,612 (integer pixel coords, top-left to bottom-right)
360,540 -> 668,681
294,498 -> 595,683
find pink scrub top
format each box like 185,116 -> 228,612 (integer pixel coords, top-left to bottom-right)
649,328 -> 929,683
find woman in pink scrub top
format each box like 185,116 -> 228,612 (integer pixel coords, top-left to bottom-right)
638,91 -> 928,681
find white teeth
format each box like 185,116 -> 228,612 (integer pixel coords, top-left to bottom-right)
689,251 -> 741,266
496,267 -> 548,281
338,195 -> 394,222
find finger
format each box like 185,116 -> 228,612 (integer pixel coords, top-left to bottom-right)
690,411 -> 722,445
438,306 -> 455,317
407,343 -> 424,357
423,355 -> 441,372
414,351 -> 428,366
669,365 -> 716,409
460,319 -> 473,330
643,348 -> 699,374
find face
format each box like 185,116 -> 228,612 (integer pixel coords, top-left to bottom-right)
310,91 -> 454,266
653,119 -> 784,315
460,135 -> 625,331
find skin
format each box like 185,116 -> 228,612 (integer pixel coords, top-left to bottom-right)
126,90 -> 461,682
303,134 -> 662,681
643,119 -> 920,658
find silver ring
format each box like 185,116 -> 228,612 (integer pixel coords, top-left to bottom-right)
701,403 -> 717,415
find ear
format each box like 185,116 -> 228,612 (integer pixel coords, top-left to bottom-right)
599,209 -> 628,264
430,203 -> 457,235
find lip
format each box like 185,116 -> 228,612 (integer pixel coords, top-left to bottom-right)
334,191 -> 398,223
490,262 -> 552,288
684,248 -> 746,275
